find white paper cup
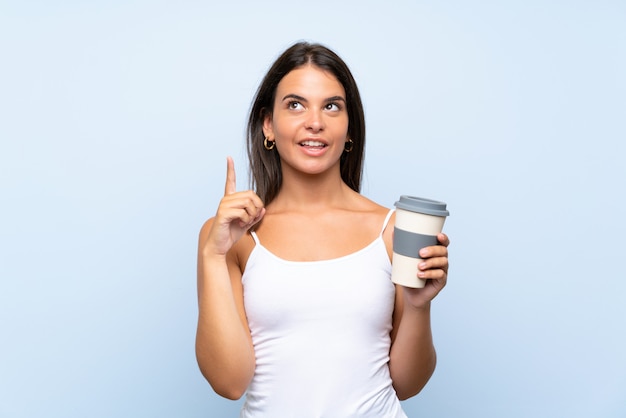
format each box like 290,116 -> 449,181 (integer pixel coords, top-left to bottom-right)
392,196 -> 450,288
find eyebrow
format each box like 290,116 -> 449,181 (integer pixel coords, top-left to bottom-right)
281,93 -> 346,104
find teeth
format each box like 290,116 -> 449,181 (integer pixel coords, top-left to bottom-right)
300,140 -> 325,147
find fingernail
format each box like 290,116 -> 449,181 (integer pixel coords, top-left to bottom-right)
419,262 -> 427,270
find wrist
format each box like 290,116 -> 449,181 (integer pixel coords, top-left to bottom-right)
201,248 -> 230,268
404,299 -> 431,315
201,240 -> 231,259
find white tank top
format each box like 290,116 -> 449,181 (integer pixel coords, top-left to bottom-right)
240,210 -> 407,418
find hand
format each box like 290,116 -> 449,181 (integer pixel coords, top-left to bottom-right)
403,233 -> 450,309
204,157 -> 265,257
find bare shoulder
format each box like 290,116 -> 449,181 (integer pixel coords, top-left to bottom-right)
350,194 -> 396,257
349,192 -> 394,225
347,194 -> 395,260
198,216 -> 215,241
351,192 -> 386,210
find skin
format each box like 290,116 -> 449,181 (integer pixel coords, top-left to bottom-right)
195,64 -> 450,401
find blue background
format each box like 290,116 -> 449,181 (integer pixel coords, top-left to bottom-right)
1,1 -> 625,417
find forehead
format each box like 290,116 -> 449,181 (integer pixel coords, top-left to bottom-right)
276,65 -> 345,97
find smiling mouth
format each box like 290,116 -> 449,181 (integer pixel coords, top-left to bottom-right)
299,140 -> 327,148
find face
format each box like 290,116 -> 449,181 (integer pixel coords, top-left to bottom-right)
263,64 -> 350,177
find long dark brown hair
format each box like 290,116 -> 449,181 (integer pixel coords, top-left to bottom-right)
246,42 -> 366,206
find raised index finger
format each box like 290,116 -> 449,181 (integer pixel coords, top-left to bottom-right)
224,156 -> 237,196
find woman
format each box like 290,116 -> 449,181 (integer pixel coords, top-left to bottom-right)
196,42 -> 450,417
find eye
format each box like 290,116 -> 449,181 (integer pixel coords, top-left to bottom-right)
287,101 -> 303,110
325,102 -> 342,112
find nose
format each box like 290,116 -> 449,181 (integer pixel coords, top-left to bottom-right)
305,108 -> 324,132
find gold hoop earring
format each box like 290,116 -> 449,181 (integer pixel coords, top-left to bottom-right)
344,138 -> 354,153
264,137 -> 275,150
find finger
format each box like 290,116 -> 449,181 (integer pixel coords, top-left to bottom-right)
419,244 -> 448,259
238,206 -> 266,229
242,196 -> 266,229
417,267 -> 447,281
219,205 -> 256,229
223,193 -> 264,216
417,258 -> 448,280
223,194 -> 264,223
250,207 -> 266,227
437,233 -> 450,247
418,256 -> 448,272
224,156 -> 237,196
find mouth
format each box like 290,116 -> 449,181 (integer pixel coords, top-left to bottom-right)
299,140 -> 327,149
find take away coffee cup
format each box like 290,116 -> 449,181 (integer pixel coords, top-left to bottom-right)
392,196 -> 450,288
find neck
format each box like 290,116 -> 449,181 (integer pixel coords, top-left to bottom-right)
270,165 -> 353,212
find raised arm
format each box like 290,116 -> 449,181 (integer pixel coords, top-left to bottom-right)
195,157 -> 265,399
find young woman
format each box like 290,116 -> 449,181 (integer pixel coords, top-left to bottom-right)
196,42 -> 450,417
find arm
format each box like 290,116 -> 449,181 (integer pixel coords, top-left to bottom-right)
195,157 -> 265,399
388,232 -> 450,400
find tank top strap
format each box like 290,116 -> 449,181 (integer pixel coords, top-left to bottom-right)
249,230 -> 261,245
379,209 -> 395,236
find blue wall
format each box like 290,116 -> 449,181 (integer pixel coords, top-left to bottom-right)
1,1 -> 625,416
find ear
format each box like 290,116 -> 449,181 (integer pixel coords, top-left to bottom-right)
262,111 -> 274,139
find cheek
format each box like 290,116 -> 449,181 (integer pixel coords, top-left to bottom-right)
272,118 -> 297,140
337,114 -> 349,131
336,118 -> 350,138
